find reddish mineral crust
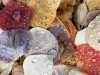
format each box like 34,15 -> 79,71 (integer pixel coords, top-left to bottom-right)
74,44 -> 100,75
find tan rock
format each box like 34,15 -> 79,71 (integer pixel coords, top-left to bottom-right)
2,0 -> 14,5
12,65 -> 24,75
16,0 -> 29,4
17,0 -> 61,29
1,63 -> 13,75
0,61 -> 14,75
86,0 -> 100,11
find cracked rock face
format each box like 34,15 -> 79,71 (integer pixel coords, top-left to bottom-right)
28,27 -> 58,62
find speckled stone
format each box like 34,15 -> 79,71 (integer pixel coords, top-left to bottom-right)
85,14 -> 100,50
86,0 -> 100,11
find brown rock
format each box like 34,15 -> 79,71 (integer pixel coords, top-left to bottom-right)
49,18 -> 76,64
57,0 -> 75,19
12,65 -> 24,75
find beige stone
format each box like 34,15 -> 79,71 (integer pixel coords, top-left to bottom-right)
85,14 -> 100,50
86,0 -> 100,11
17,0 -> 61,29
